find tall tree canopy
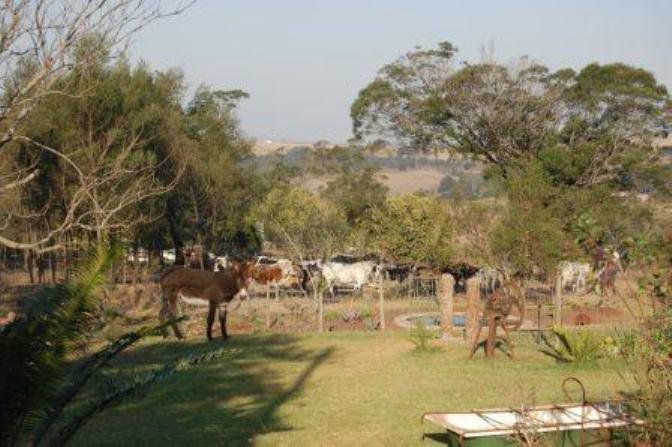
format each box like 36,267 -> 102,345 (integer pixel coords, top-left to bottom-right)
361,193 -> 453,268
351,41 -> 670,188
249,186 -> 349,260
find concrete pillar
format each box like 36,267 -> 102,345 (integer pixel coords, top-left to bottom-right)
439,274 -> 455,338
465,277 -> 480,344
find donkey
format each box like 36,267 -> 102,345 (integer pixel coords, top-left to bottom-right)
159,261 -> 255,340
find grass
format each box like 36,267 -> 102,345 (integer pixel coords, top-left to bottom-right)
70,331 -> 629,447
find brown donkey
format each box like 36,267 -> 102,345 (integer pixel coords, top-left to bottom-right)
159,261 -> 255,340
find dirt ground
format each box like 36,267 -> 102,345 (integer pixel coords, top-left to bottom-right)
0,271 -> 639,343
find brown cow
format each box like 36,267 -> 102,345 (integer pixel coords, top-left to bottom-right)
250,263 -> 301,298
251,265 -> 283,285
159,261 -> 255,340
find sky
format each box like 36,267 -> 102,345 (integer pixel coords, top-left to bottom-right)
131,0 -> 672,142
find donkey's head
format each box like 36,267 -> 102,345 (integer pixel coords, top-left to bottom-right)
231,260 -> 256,289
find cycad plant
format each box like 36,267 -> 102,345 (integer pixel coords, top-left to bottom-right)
539,325 -> 605,364
0,240 -> 122,445
0,240 -> 229,446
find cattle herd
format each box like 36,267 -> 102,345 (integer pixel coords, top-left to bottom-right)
152,246 -> 626,340
152,246 -> 624,301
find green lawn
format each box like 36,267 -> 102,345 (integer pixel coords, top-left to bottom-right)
72,331 -> 629,446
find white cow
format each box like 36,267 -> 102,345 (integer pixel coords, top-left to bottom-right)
126,248 -> 149,264
213,256 -> 229,272
558,261 -> 591,294
476,266 -> 504,294
161,249 -> 176,264
320,261 -> 380,297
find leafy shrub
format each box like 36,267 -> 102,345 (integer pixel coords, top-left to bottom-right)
359,303 -> 373,320
324,310 -> 340,322
408,320 -> 439,352
539,326 -> 606,363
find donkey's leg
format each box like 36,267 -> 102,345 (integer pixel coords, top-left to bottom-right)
160,289 -> 184,339
219,305 -> 228,339
158,290 -> 171,338
169,293 -> 185,339
206,301 -> 216,341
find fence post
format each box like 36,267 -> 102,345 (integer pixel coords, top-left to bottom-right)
439,274 -> 455,338
465,277 -> 480,344
266,284 -> 272,328
318,291 -> 324,333
554,273 -> 562,326
379,274 -> 385,330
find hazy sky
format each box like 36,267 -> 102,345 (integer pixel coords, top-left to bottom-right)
132,0 -> 672,142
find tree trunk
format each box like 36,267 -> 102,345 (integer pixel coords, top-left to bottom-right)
439,274 -> 455,338
465,277 -> 480,344
166,196 -> 185,265
64,238 -> 70,280
26,249 -> 35,284
50,251 -> 56,283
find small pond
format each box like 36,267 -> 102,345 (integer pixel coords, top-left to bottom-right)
397,313 -> 465,329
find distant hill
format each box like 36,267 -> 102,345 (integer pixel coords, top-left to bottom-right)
247,143 -> 483,196
252,140 -> 312,155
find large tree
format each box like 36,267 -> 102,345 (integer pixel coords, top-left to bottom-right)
312,145 -> 388,225
360,193 -> 453,268
249,186 -> 349,260
0,0 -> 193,253
1,58 -> 187,256
167,84 -> 259,261
352,41 -> 670,276
351,41 -> 670,187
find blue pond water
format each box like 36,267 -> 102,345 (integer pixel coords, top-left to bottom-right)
407,314 -> 465,328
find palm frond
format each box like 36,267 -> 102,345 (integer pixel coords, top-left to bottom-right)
31,316 -> 186,446
0,239 -> 122,446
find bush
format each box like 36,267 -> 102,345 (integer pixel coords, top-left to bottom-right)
324,310 -> 340,322
620,309 -> 672,446
408,320 -> 439,352
359,303 -> 373,320
539,326 -> 606,363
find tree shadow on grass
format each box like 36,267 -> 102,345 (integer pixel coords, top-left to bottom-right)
71,333 -> 335,446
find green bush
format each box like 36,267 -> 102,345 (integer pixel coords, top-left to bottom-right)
539,326 -> 606,363
324,310 -> 340,322
408,320 -> 439,352
359,303 -> 373,320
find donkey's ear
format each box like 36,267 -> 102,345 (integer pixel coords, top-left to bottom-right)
231,262 -> 240,274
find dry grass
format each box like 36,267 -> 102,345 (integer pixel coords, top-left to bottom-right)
377,168 -> 445,196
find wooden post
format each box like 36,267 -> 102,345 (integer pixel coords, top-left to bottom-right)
465,277 -> 480,344
266,284 -> 271,328
485,315 -> 497,358
379,274 -> 385,330
554,273 -> 562,326
439,274 -> 455,338
318,291 -> 324,333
